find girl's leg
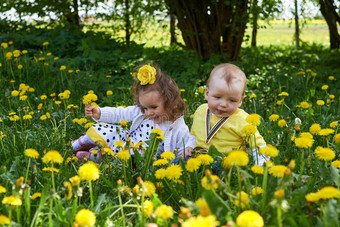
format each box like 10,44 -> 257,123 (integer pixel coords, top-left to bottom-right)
72,135 -> 96,154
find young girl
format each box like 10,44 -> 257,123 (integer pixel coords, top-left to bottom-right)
72,64 -> 195,162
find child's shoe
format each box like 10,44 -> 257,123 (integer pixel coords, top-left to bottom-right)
76,151 -> 101,163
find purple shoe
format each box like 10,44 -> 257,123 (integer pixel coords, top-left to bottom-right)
76,151 -> 101,163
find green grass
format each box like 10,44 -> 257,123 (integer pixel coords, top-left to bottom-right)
85,19 -> 331,47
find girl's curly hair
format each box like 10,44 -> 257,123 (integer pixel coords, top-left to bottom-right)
133,64 -> 187,121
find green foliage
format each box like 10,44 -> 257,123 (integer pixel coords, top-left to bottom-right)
0,24 -> 339,226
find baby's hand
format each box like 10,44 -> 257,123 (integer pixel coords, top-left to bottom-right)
185,147 -> 193,157
85,105 -> 101,119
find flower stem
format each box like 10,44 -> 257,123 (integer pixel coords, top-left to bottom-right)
118,190 -> 126,227
89,180 -> 94,210
261,165 -> 268,212
277,204 -> 282,227
51,163 -> 55,192
297,151 -> 305,187
25,158 -> 31,185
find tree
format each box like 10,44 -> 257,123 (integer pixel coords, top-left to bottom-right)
294,0 -> 300,48
165,0 -> 250,60
319,0 -> 340,49
249,0 -> 282,47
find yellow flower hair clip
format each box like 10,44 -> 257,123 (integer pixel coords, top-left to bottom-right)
137,65 -> 156,85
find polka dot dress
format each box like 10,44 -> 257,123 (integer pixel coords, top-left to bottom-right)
90,118 -> 171,154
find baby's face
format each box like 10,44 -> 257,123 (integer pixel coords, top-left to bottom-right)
205,76 -> 243,118
139,90 -> 168,124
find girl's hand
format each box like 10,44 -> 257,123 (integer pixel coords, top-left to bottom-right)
185,147 -> 193,157
85,105 -> 101,119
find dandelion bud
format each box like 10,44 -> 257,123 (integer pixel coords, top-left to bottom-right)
16,176 -> 24,187
204,169 -> 212,177
295,124 -> 301,131
137,176 -> 143,184
288,160 -> 296,170
275,188 -> 285,199
117,179 -> 122,186
284,168 -> 292,176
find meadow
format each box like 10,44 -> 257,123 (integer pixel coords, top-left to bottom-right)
0,20 -> 339,226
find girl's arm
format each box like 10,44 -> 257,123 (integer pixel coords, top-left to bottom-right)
96,106 -> 142,123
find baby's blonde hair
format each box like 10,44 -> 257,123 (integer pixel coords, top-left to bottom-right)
207,63 -> 247,95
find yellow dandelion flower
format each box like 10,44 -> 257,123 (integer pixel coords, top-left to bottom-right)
31,192 -> 41,200
195,198 -> 211,216
23,114 -> 32,120
316,100 -> 325,106
317,186 -> 340,200
160,151 -> 175,161
63,181 -> 72,200
42,167 -> 60,173
276,99 -> 284,105
0,185 -> 6,193
40,115 -> 47,120
246,113 -> 261,126
2,195 -> 22,206
269,114 -> 279,122
40,95 -> 47,100
329,94 -> 335,100
259,144 -> 279,157
141,181 -> 156,197
185,158 -> 201,172
69,175 -> 81,187
120,119 -> 127,127
198,87 -> 205,93
19,95 -> 27,101
0,214 -> 10,225
114,140 -> 124,148
294,136 -> 314,149
78,162 -> 100,181
330,121 -> 338,128
82,93 -> 98,105
24,148 -> 39,159
157,135 -> 166,140
155,168 -> 167,180
222,150 -> 249,168
142,200 -> 154,217
249,94 -> 257,99
298,71 -> 305,75
151,128 -> 164,135
1,42 -> 8,48
60,65 -> 66,70
241,124 -> 257,136
278,119 -> 287,127
300,101 -> 310,109
269,165 -> 288,178
116,149 -> 131,161
334,134 -> 340,143
165,164 -> 183,180
153,159 -> 169,167
328,76 -> 334,80
155,204 -> 173,219
318,128 -> 334,136
236,210 -> 264,227
309,123 -> 321,135
251,165 -> 264,175
84,122 -> 95,129
182,215 -> 220,227
106,90 -> 113,96
278,92 -> 289,97
321,85 -> 328,90
314,146 -> 335,161
233,191 -> 249,208
274,188 -> 285,199
75,209 -> 96,227
11,90 -> 19,96
196,154 -> 214,165
201,175 -> 220,190
250,187 -> 263,196
305,192 -> 320,202
41,150 -> 63,164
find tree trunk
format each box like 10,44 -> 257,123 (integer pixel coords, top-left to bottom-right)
319,0 -> 340,49
170,13 -> 177,45
125,0 -> 131,45
165,0 -> 249,60
64,0 -> 82,29
294,0 -> 300,48
251,0 -> 259,47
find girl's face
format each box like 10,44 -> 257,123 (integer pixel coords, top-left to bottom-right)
205,75 -> 243,118
139,90 -> 168,124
